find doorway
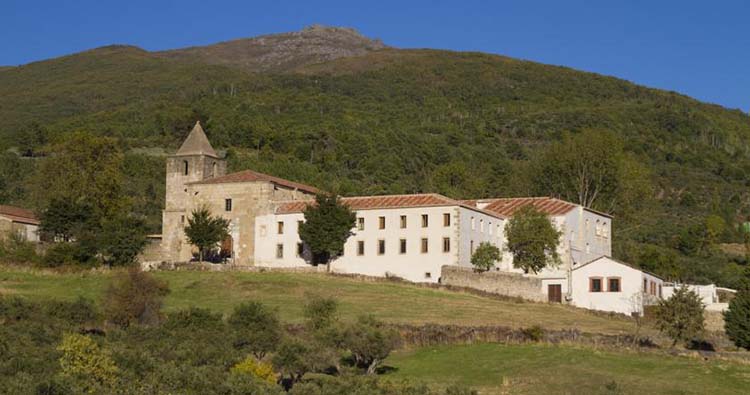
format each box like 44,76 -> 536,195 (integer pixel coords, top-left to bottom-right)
548,284 -> 562,303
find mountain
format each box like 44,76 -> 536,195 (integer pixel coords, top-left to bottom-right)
1,26 -> 749,287
156,25 -> 386,73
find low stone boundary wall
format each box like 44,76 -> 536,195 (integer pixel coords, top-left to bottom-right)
141,261 -> 326,273
440,265 -> 546,302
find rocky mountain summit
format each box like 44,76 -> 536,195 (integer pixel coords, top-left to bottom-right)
156,25 -> 387,73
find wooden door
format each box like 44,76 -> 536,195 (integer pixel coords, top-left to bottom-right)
548,284 -> 562,303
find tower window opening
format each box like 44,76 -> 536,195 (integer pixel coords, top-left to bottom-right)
183,160 -> 189,175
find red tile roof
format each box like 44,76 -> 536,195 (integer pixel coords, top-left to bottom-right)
190,170 -> 319,194
0,205 -> 40,225
276,193 -> 481,215
461,197 -> 580,218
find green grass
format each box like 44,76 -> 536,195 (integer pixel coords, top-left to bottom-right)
385,343 -> 750,395
0,268 -> 641,334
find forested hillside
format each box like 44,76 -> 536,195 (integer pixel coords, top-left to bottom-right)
1,26 -> 749,287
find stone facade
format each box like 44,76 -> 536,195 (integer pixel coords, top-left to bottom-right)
440,265 -> 546,302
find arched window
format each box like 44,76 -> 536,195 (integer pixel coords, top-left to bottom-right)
183,160 -> 189,175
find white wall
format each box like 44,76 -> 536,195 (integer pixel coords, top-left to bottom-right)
457,207 -> 505,268
255,205 -> 494,282
564,207 -> 612,265
570,257 -> 662,315
662,283 -> 718,306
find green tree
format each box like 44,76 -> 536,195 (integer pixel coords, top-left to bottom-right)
504,206 -> 561,274
228,302 -> 282,360
38,198 -> 92,242
533,129 -> 652,215
102,268 -> 170,328
272,339 -> 313,385
298,194 -> 356,269
655,287 -> 705,347
343,315 -> 399,375
303,294 -> 339,332
724,275 -> 750,350
704,215 -> 727,247
184,206 -> 230,262
57,333 -> 119,391
470,242 -> 501,272
98,213 -> 148,266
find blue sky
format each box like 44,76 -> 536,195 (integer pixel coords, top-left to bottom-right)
2,0 -> 748,111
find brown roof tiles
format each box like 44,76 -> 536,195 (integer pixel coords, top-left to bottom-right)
0,205 -> 40,225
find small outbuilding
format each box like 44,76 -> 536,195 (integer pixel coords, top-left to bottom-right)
0,204 -> 40,243
570,256 -> 663,316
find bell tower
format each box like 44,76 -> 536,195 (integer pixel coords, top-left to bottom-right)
161,121 -> 226,261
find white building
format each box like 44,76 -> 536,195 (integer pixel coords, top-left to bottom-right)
255,194 -> 504,283
570,256 -> 663,315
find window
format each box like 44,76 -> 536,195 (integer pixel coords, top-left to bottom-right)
180,215 -> 185,224
183,160 -> 189,175
379,216 -> 386,230
488,222 -> 493,235
276,244 -> 284,259
421,238 -> 428,253
357,240 -> 365,256
595,220 -> 601,236
296,243 -> 304,257
443,213 -> 451,227
424,272 -> 432,279
378,239 -> 386,255
471,217 -> 475,230
607,277 -> 621,292
421,214 -> 429,228
589,277 -> 603,292
643,279 -> 648,293
443,237 -> 451,253
602,222 -> 609,238
650,281 -> 656,295
470,240 -> 474,254
357,217 -> 365,231
212,162 -> 218,177
400,215 -> 407,229
480,219 -> 484,233
400,239 -> 407,254
225,198 -> 232,211
585,243 -> 590,253
277,221 -> 284,234
659,284 -> 662,298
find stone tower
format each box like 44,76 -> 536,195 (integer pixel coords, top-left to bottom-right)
161,121 -> 227,261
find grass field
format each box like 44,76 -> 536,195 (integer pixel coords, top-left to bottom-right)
0,268 -> 643,334
385,343 -> 750,395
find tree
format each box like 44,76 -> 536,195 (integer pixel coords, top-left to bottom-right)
38,197 -> 92,242
343,315 -> 399,375
102,268 -> 170,328
98,213 -> 148,266
724,279 -> 750,350
57,333 -> 119,391
533,129 -> 652,215
471,242 -> 501,272
228,302 -> 282,360
272,339 -> 313,386
298,194 -> 356,270
303,294 -> 339,332
655,287 -> 705,347
184,206 -> 230,262
504,205 -> 561,274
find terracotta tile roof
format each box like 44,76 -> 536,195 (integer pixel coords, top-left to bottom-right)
190,169 -> 319,194
0,205 -> 40,225
276,193 -> 474,214
461,197 -> 579,218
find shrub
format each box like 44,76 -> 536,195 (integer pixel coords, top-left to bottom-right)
272,338 -> 313,385
57,333 -> 118,391
44,297 -> 98,325
0,232 -> 39,265
164,307 -> 224,332
470,242 -> 501,272
304,294 -> 339,331
41,242 -> 87,268
101,268 -> 169,328
655,287 -> 705,347
228,302 -> 282,359
521,325 -> 545,342
231,356 -> 277,384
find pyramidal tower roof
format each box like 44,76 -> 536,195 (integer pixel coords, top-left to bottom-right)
175,121 -> 218,157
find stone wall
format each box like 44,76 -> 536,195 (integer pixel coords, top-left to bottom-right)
440,265 -> 546,302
